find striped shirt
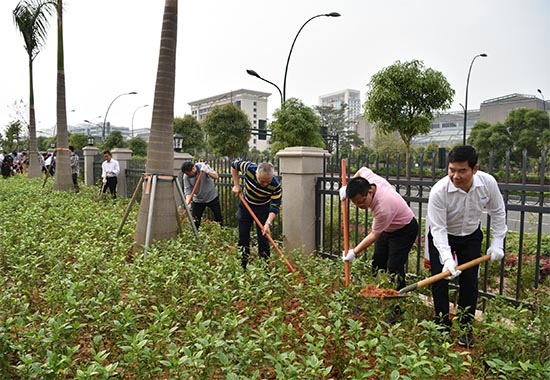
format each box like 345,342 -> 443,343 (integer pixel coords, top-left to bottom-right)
232,160 -> 282,214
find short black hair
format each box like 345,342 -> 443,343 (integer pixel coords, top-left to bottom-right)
346,177 -> 372,199
181,161 -> 194,173
69,146 -> 74,152
448,145 -> 478,169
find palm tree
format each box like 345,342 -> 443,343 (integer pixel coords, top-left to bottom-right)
13,0 -> 56,179
134,0 -> 179,248
53,0 -> 72,191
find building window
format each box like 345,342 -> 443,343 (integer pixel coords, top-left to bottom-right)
234,100 -> 241,108
253,101 -> 257,106
253,108 -> 257,112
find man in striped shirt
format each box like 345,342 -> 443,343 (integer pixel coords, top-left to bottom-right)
231,160 -> 282,270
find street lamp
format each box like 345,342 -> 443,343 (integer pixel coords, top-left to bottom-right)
537,89 -> 547,113
246,70 -> 283,106
102,91 -> 137,141
131,104 -> 149,138
87,135 -> 95,146
463,53 -> 487,145
283,12 -> 340,102
173,132 -> 183,153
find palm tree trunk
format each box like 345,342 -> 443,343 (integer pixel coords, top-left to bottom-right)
134,0 -> 179,248
53,0 -> 72,191
27,56 -> 42,178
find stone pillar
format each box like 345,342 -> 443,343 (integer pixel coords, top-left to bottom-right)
173,152 -> 193,205
277,146 -> 331,257
111,148 -> 132,198
82,146 -> 100,186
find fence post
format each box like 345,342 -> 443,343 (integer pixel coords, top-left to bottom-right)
82,146 -> 100,186
277,146 -> 331,258
111,148 -> 133,198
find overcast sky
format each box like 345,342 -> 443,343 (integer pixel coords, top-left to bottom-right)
1,0 -> 549,136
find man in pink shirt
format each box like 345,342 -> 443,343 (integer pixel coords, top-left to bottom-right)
341,167 -> 418,321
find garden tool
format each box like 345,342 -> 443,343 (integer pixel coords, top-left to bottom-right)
398,254 -> 492,294
238,193 -> 297,274
341,159 -> 351,286
180,166 -> 204,225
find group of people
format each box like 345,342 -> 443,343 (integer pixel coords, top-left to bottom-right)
1,150 -> 27,178
184,146 -> 506,349
339,145 -> 506,348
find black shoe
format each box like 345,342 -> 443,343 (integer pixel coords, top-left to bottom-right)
458,332 -> 475,348
384,305 -> 402,325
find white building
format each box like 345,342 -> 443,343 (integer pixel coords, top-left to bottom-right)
188,89 -> 272,152
318,89 -> 362,123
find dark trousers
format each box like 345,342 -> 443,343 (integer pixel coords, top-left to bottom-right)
103,176 -> 117,198
237,201 -> 270,269
191,196 -> 223,230
372,217 -> 418,290
428,227 -> 483,327
72,173 -> 79,189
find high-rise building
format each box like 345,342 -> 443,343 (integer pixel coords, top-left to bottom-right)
188,89 -> 272,152
318,89 -> 362,122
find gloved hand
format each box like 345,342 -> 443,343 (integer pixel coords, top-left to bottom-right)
487,246 -> 504,261
339,186 -> 347,201
201,164 -> 210,174
102,178 -> 107,184
342,249 -> 355,263
442,258 -> 461,280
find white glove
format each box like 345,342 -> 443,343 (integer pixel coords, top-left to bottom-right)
339,186 -> 347,201
442,258 -> 461,280
487,246 -> 504,262
342,249 -> 355,263
201,164 -> 210,174
102,178 -> 107,184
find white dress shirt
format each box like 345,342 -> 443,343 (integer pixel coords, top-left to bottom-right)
101,158 -> 120,178
427,170 -> 507,263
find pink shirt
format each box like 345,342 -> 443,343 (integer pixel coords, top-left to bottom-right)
357,167 -> 415,233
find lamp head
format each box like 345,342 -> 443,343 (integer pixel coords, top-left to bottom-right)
129,91 -> 137,95
246,69 -> 260,78
537,89 -> 543,95
480,53 -> 487,57
326,12 -> 341,17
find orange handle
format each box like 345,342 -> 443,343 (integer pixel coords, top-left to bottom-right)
188,168 -> 204,205
342,160 -> 350,285
238,193 -> 296,274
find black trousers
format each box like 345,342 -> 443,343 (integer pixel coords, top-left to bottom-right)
428,227 -> 483,327
191,196 -> 223,230
103,176 -> 117,198
372,217 -> 418,290
237,201 -> 270,269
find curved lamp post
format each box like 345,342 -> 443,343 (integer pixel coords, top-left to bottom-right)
463,53 -> 487,145
102,91 -> 137,141
537,89 -> 546,113
246,69 -> 283,106
283,12 -> 340,103
131,104 -> 149,138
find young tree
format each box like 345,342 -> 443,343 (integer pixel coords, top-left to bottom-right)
134,0 -> 179,248
315,104 -> 362,157
13,0 -> 56,178
468,121 -> 511,169
202,103 -> 251,157
505,108 -> 550,162
363,60 -> 454,166
174,115 -> 204,155
270,98 -> 325,154
53,0 -> 72,191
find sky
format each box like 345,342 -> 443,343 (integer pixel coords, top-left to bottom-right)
1,0 -> 549,137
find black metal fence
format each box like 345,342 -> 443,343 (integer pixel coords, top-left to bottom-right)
316,149 -> 550,306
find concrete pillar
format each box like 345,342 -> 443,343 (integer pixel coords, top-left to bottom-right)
277,146 -> 331,257
82,146 -> 100,186
111,148 -> 132,198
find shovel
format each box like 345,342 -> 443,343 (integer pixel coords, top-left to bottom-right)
179,167 -> 204,224
341,159 -> 351,286
238,193 -> 297,274
398,254 -> 492,294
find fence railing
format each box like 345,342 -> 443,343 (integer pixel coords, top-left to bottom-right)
316,149 -> 549,306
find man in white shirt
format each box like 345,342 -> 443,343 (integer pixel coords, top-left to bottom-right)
427,145 -> 507,348
101,150 -> 120,199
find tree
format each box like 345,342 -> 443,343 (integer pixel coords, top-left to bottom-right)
468,121 -> 511,169
134,0 -> 179,248
127,136 -> 148,157
3,121 -> 24,152
269,98 -> 325,155
69,133 -> 89,151
13,0 -> 55,178
202,103 -> 251,158
363,60 -> 454,165
505,108 -> 550,162
53,0 -> 72,191
315,104 -> 363,157
102,130 -> 125,152
173,115 -> 203,155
